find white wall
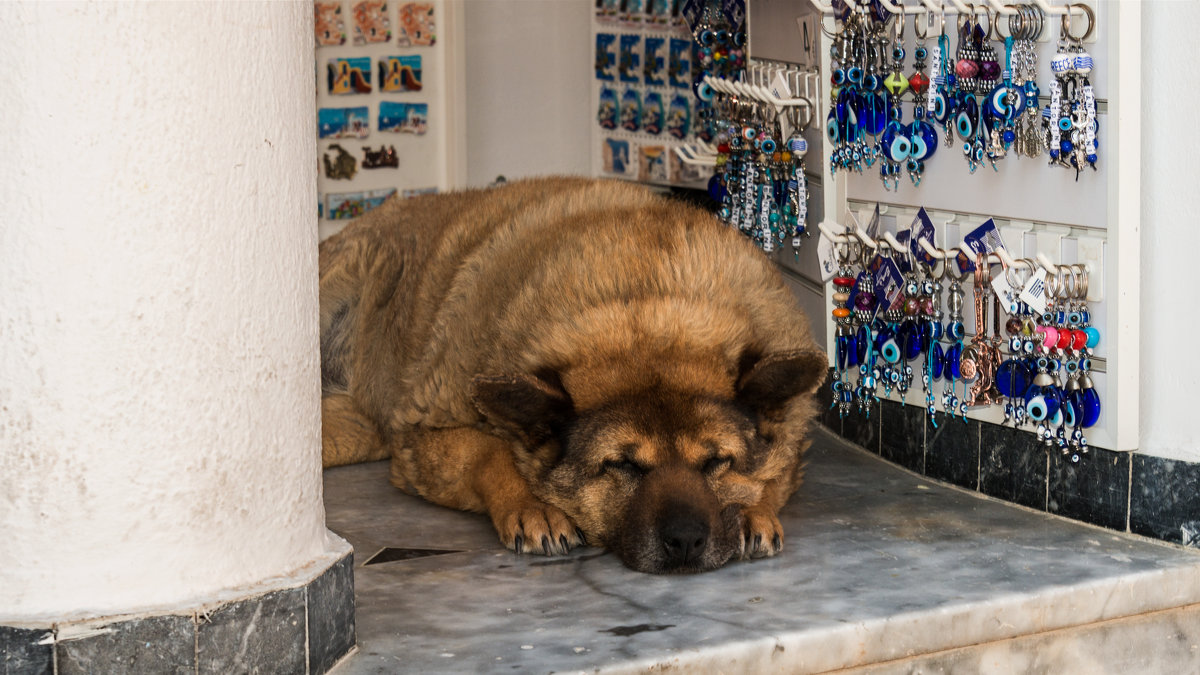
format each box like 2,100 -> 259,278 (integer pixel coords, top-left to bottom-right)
463,0 -> 592,187
1138,0 -> 1200,462
0,2 -> 336,621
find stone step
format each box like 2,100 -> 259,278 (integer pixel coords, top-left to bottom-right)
323,428 -> 1200,674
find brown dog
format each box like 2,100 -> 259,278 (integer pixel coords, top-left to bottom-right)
319,177 -> 826,573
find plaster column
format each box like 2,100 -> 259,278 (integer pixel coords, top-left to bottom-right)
0,3 -> 348,654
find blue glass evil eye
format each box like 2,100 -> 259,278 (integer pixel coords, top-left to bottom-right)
882,122 -> 911,161
908,120 -> 938,161
826,110 -> 841,143
1026,394 -> 1049,422
878,334 -> 901,364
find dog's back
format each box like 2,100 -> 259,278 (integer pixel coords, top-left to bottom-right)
318,177 -> 817,466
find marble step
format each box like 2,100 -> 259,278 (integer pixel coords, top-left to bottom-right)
323,428 -> 1200,674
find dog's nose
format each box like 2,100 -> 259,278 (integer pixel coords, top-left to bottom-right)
661,517 -> 709,567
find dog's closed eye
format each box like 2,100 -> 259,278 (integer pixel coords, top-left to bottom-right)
601,457 -> 647,477
701,455 -> 733,474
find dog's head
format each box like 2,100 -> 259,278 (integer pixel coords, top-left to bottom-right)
471,349 -> 826,574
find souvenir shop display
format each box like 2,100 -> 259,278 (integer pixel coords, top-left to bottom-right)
316,0 -> 445,224
592,0 -> 744,186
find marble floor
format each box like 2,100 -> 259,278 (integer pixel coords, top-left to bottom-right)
323,428 -> 1200,674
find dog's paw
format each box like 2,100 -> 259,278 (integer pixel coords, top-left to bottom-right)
492,499 -> 584,556
739,506 -> 784,559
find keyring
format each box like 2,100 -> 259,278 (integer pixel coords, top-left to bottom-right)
1061,2 -> 1094,44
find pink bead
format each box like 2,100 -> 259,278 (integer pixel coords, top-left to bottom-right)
956,59 -> 979,79
1038,326 -> 1058,351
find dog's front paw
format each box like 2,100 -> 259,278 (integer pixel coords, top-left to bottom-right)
739,506 -> 784,559
491,499 -> 584,556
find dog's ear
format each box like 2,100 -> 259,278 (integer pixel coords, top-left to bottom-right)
736,348 -> 828,417
471,372 -> 574,446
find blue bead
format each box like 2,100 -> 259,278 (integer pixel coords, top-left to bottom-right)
1087,154 -> 1098,163
1003,130 -> 1016,144
1061,140 -> 1074,152
1084,326 -> 1100,349
1026,394 -> 1048,422
931,342 -> 945,379
1080,388 -> 1101,427
856,325 -> 871,364
995,359 -> 1030,398
846,334 -> 859,367
946,342 -> 962,379
880,338 -> 900,364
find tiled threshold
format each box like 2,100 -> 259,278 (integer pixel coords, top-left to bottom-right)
0,548 -> 354,675
323,428 -> 1200,674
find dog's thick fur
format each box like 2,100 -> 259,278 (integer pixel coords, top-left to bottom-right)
319,177 -> 827,573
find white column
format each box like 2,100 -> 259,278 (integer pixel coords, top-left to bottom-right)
0,1 -> 335,621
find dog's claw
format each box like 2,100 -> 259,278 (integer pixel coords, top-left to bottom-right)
493,499 -> 581,556
740,506 -> 784,560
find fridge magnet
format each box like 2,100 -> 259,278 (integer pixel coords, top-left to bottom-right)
620,0 -> 644,28
668,38 -> 691,88
315,2 -> 347,47
396,3 -> 435,46
595,33 -> 616,81
379,55 -> 422,92
379,101 -> 428,134
403,187 -> 439,198
323,144 -> 359,180
326,188 -> 397,220
352,0 -> 391,45
597,87 -> 618,130
642,91 -> 664,135
328,57 -> 373,95
666,94 -> 690,139
362,144 -> 399,168
670,0 -> 690,33
647,0 -> 671,27
618,34 -> 641,84
639,146 -> 669,182
319,106 -> 370,139
620,89 -> 642,132
603,138 -> 633,176
596,0 -> 620,23
644,36 -> 666,86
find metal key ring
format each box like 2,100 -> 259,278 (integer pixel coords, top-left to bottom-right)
1072,263 -> 1089,300
1061,2 -> 1094,44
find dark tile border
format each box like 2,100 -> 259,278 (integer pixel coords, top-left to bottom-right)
0,625 -> 53,675
841,398 -> 881,454
0,550 -> 354,675
1131,454 -> 1200,547
980,423 -> 1049,511
926,415 -> 980,491
880,399 -> 925,474
865,399 -> 1200,549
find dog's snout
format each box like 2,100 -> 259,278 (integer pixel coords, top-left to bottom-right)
661,515 -> 709,567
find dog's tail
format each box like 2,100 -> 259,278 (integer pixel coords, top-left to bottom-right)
322,394 -> 389,468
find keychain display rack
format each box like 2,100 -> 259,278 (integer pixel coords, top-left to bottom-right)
744,0 -> 1137,452
589,1 -> 724,188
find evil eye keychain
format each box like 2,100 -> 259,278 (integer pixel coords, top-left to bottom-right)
941,256 -> 968,420
1010,3 -> 1045,159
905,10 -> 938,186
1045,3 -> 1097,176
831,238 -> 860,418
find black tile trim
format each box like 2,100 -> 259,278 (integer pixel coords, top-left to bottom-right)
1131,454 -> 1200,547
867,399 -> 1200,549
0,550 -> 355,675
